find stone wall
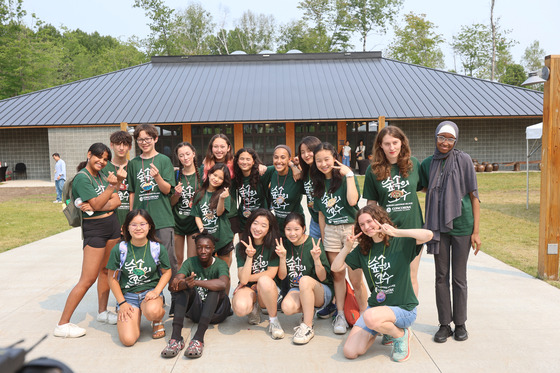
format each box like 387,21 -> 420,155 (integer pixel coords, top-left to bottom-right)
0,128 -> 50,180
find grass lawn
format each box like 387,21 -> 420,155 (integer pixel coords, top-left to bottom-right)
1,172 -> 553,287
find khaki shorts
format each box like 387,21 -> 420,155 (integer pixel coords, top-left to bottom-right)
323,223 -> 356,252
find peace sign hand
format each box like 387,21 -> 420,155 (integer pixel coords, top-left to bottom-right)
344,231 -> 362,249
241,237 -> 256,258
275,238 -> 286,259
332,159 -> 352,176
374,219 -> 397,237
310,237 -> 322,261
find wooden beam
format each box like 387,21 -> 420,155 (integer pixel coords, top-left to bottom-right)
234,123 -> 243,153
538,55 -> 560,280
337,121 -> 346,151
120,122 -> 128,131
378,116 -> 386,130
286,122 -> 295,153
183,124 -> 191,143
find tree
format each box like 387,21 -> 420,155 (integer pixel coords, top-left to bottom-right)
490,0 -> 496,80
499,63 -> 527,86
133,0 -> 175,55
522,40 -> 545,72
451,21 -> 516,80
276,20 -> 318,53
350,0 -> 402,52
386,12 -> 444,69
170,3 -> 215,55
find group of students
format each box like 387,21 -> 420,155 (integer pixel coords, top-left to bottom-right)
52,120 -> 480,363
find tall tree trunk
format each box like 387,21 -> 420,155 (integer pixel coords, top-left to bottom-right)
490,0 -> 496,81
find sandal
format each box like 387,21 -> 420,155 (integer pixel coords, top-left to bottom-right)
184,339 -> 204,358
161,338 -> 185,358
152,321 -> 165,339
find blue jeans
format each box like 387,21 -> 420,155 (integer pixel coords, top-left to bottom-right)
309,218 -> 321,239
355,306 -> 417,336
55,179 -> 65,202
342,156 -> 350,167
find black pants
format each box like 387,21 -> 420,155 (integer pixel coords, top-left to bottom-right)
171,288 -> 230,343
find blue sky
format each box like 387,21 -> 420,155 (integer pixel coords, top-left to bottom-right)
21,0 -> 559,71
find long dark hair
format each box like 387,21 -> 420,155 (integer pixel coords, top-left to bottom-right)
77,143 -> 112,172
354,205 -> 394,255
174,142 -> 201,184
238,209 -> 280,261
310,142 -> 342,197
297,136 -> 321,180
233,147 -> 262,190
371,126 -> 412,180
193,162 -> 231,210
204,134 -> 233,166
122,209 -> 159,243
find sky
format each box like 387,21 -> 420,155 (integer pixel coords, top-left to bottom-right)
20,0 -> 560,72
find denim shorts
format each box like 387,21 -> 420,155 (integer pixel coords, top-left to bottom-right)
355,306 -> 417,336
120,289 -> 163,309
288,282 -> 333,311
309,218 -> 321,239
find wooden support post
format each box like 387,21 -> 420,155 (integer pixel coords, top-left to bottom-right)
378,116 -> 386,131
182,124 -> 191,143
234,123 -> 243,153
286,122 -> 295,153
337,121 -> 346,152
538,55 -> 560,280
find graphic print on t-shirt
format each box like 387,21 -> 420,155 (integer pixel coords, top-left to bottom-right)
136,167 -> 159,202
303,179 -> 314,209
286,256 -> 306,287
178,183 -> 196,216
321,193 -> 343,221
252,253 -> 268,274
368,253 -> 395,295
123,258 -> 150,290
380,175 -> 411,214
199,201 -> 218,233
239,184 -> 259,210
271,185 -> 289,212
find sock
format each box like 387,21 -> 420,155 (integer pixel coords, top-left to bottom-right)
269,316 -> 278,323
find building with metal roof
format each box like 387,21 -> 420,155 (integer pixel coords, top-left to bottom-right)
0,52 -> 543,180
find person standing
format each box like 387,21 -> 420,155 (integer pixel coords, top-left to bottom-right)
52,153 -> 66,203
103,131 -> 132,226
419,121 -> 481,343
341,140 -> 352,167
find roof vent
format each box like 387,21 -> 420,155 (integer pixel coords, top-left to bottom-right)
231,51 -> 247,55
259,50 -> 274,55
286,49 -> 303,54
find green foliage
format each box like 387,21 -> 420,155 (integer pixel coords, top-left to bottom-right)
133,0 -> 175,55
350,0 -> 402,52
451,20 -> 516,80
499,63 -> 527,86
169,3 -> 215,55
522,40 -> 545,72
387,12 -> 445,69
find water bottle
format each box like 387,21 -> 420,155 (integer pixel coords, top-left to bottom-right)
74,198 -> 94,216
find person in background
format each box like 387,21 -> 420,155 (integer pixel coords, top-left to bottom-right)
52,153 -> 66,203
419,121 -> 481,344
341,140 -> 351,167
103,131 -> 132,226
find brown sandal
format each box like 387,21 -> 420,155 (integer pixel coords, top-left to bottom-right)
152,321 -> 165,339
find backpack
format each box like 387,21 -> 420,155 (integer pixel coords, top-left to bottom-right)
116,241 -> 161,280
344,279 -> 361,326
62,171 -> 89,227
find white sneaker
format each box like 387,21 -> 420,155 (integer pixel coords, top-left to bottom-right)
54,323 -> 86,338
333,314 -> 348,335
268,319 -> 285,339
97,310 -> 118,325
247,302 -> 261,325
293,322 -> 314,345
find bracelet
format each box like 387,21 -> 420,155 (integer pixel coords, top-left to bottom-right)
346,171 -> 355,177
118,300 -> 127,306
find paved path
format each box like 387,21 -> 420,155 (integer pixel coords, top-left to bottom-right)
2,226 -> 560,372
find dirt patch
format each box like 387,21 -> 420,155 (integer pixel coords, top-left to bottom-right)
0,187 -> 55,203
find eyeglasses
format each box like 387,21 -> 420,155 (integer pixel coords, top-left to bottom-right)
137,137 -> 153,144
130,223 -> 149,229
436,136 -> 456,144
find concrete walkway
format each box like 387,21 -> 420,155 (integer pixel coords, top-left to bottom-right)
2,226 -> 560,373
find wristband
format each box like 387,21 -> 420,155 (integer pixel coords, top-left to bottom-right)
118,300 -> 127,306
346,171 -> 355,177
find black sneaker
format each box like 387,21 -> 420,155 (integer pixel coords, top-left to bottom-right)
433,324 -> 453,343
277,293 -> 284,312
316,302 -> 336,319
454,324 -> 468,341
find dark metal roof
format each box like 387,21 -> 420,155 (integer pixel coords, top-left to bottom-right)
0,52 -> 543,127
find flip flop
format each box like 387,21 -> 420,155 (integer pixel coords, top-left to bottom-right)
152,321 -> 165,339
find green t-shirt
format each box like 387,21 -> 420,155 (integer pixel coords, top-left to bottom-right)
345,238 -> 421,310
72,169 -> 117,218
233,167 -> 273,230
236,243 -> 280,272
102,162 -> 130,225
362,158 -> 423,229
419,155 -> 474,236
314,176 -> 360,225
283,236 -> 333,294
269,168 -> 304,232
303,175 -> 319,222
106,241 -> 171,294
127,154 -> 175,229
172,171 -> 199,235
191,191 -> 233,251
178,256 -> 230,301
